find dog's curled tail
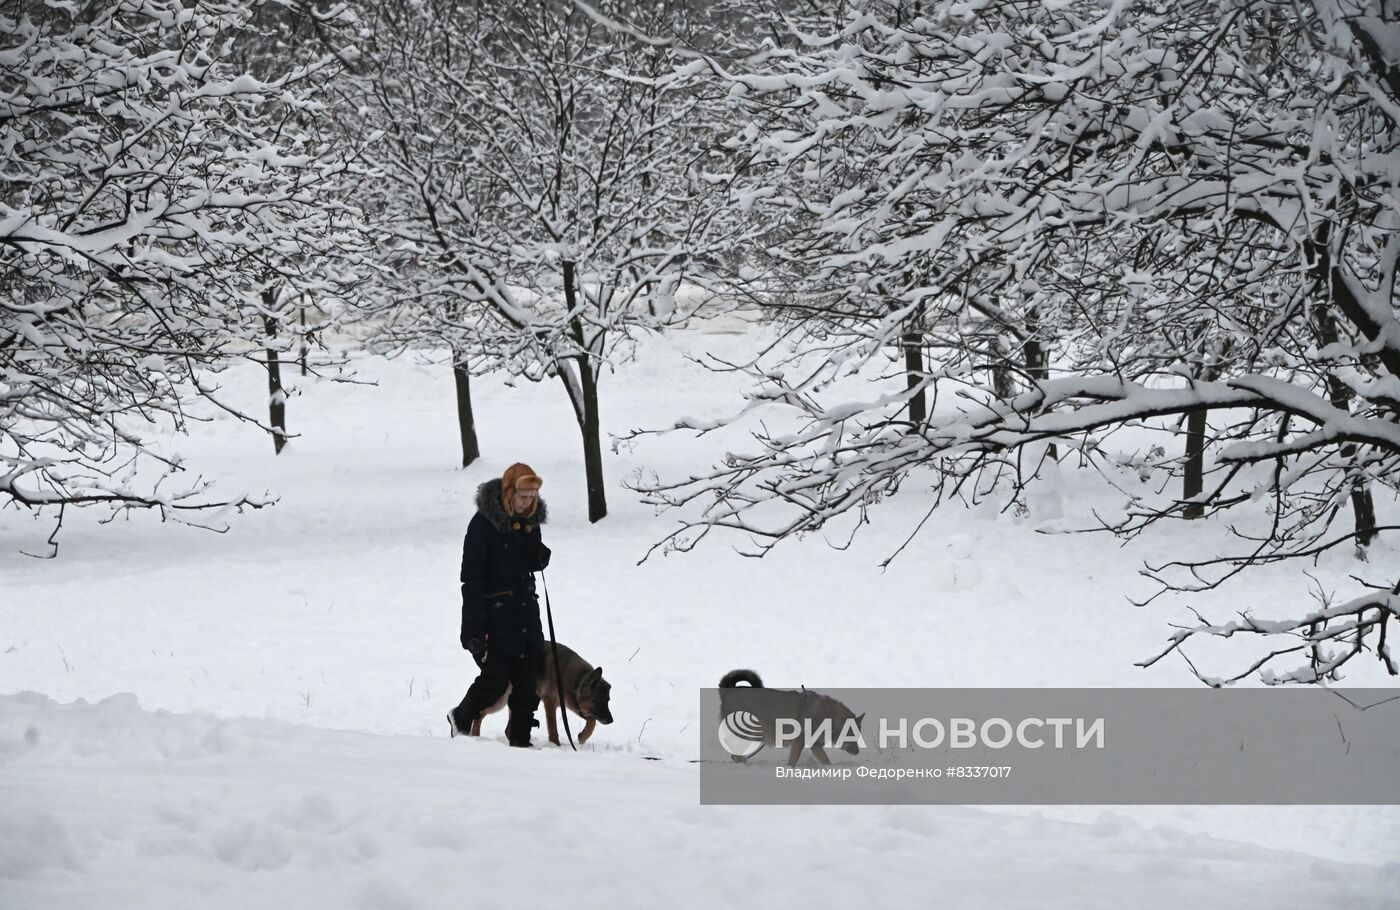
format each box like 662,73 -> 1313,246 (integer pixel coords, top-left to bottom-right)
719,669 -> 763,689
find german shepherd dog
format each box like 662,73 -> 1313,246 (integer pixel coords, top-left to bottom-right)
719,669 -> 865,766
471,642 -> 613,746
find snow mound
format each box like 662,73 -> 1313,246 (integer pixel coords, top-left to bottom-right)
2,692 -> 1395,909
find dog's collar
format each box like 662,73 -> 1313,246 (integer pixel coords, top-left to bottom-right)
571,679 -> 592,718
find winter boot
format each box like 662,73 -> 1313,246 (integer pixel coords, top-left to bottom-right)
506,715 -> 535,748
448,707 -> 480,739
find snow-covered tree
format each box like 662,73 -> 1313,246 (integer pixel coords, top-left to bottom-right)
345,0 -> 759,520
636,0 -> 1400,684
1,0 -> 369,533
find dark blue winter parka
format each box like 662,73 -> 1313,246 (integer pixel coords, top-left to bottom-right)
460,478 -> 552,657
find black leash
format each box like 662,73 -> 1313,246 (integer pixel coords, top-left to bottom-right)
540,569 -> 577,751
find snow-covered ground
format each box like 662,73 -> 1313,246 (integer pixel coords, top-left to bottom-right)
3,328 -> 1398,908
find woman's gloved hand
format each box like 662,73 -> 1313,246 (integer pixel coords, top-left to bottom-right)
463,623 -> 488,668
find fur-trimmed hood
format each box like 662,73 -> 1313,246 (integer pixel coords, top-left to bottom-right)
475,477 -> 548,533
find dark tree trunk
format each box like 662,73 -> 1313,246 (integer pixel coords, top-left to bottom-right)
902,329 -> 926,428
554,353 -> 607,524
453,361 -> 480,468
1183,408 -> 1207,519
261,303 -> 288,455
1314,304 -> 1378,553
1349,483 -> 1379,553
562,262 -> 607,522
576,353 -> 606,523
298,305 -> 309,377
1022,306 -> 1056,460
1181,326 -> 1225,519
992,335 -> 1016,400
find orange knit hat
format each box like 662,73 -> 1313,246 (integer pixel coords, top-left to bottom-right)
501,462 -> 543,515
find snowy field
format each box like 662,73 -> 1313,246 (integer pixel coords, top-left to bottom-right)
3,328 -> 1398,908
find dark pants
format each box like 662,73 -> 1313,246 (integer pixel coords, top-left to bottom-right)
453,646 -> 542,746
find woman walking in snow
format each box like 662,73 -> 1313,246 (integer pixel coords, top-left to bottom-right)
449,463 -> 551,747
